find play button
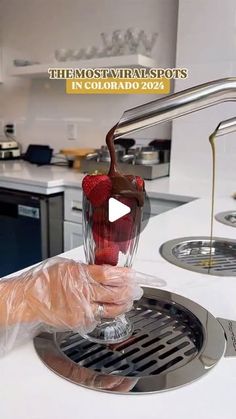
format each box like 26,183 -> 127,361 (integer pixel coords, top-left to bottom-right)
108,197 -> 131,222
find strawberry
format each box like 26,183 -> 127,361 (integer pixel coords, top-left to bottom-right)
82,174 -> 112,207
92,205 -> 108,224
119,237 -> 134,253
126,175 -> 145,191
113,214 -> 134,253
95,244 -> 119,266
119,239 -> 130,253
135,176 -> 145,191
125,174 -> 136,185
92,223 -> 114,248
113,213 -> 133,231
117,196 -> 136,209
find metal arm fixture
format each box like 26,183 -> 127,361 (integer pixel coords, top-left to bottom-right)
114,78 -> 236,138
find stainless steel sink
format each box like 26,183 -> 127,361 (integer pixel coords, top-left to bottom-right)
215,211 -> 236,227
160,236 -> 236,276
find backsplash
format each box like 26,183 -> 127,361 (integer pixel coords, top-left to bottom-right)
0,0 -> 178,153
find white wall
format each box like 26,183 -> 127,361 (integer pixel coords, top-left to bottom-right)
0,0 -> 178,152
171,0 -> 236,189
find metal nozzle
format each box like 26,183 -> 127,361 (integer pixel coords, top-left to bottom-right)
114,78 -> 236,138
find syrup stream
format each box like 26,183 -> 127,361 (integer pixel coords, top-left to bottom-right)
208,131 -> 216,272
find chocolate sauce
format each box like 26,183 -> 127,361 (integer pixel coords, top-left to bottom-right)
106,125 -> 119,176
106,125 -> 145,206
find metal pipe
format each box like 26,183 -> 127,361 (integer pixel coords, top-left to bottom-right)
114,78 -> 236,138
214,116 -> 236,137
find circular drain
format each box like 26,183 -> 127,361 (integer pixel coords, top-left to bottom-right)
215,211 -> 236,227
34,287 -> 225,393
160,236 -> 236,276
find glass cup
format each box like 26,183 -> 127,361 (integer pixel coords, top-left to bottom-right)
82,193 -> 142,344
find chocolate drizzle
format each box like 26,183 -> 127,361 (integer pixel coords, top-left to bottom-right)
106,125 -> 145,207
106,125 -> 119,176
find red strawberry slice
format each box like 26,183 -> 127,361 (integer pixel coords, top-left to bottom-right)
82,174 -> 112,207
95,244 -> 119,266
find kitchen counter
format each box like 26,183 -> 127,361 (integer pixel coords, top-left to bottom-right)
0,160 -> 73,195
0,160 -> 235,200
0,197 -> 236,419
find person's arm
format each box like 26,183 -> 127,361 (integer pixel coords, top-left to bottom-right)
0,277 -> 35,325
0,271 -> 40,357
0,258 -> 142,356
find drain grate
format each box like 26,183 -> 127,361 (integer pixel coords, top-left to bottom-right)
215,211 -> 236,227
160,236 -> 236,276
58,300 -> 201,377
34,287 -> 225,393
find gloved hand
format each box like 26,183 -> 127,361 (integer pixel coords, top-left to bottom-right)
42,349 -> 139,392
0,257 -> 143,356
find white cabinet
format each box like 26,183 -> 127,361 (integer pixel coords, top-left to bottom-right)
64,187 -> 83,223
64,221 -> 83,251
64,187 -> 83,251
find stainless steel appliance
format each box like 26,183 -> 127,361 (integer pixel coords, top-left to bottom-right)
121,147 -> 160,165
34,286 -> 236,393
81,145 -> 170,180
0,188 -> 63,276
86,144 -> 125,163
0,139 -> 21,159
149,139 -> 171,163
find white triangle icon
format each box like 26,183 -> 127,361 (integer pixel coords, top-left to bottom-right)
108,197 -> 131,222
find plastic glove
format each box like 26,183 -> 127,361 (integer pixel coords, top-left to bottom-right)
40,349 -> 139,391
0,257 -> 143,356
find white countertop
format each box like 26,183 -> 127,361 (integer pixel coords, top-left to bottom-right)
0,160 -> 235,200
0,160 -> 76,194
0,197 -> 236,419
